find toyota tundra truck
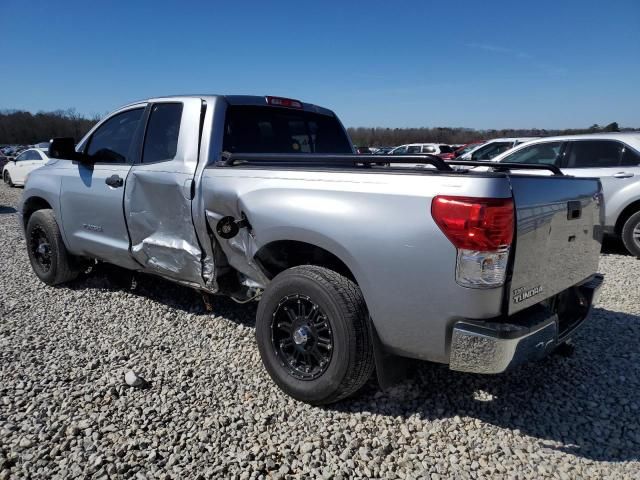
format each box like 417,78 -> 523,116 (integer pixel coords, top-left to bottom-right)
20,95 -> 603,404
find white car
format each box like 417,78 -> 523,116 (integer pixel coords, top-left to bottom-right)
490,132 -> 640,255
389,143 -> 455,157
458,137 -> 537,161
2,148 -> 50,187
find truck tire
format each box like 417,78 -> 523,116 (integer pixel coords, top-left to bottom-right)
621,211 -> 640,257
256,265 -> 374,405
4,171 -> 13,186
26,209 -> 80,285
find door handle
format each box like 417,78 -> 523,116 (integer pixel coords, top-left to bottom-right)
105,174 -> 124,188
613,172 -> 634,178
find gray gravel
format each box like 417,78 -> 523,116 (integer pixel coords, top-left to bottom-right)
1,184 -> 639,479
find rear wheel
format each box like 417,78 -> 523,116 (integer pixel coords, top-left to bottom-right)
4,171 -> 13,186
26,209 -> 80,285
621,211 -> 640,257
256,265 -> 374,405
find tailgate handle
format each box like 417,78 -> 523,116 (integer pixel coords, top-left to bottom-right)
567,201 -> 582,220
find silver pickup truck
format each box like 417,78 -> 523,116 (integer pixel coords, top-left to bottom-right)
21,95 -> 604,404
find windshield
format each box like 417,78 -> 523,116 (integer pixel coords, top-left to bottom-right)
223,106 -> 352,154
471,141 -> 513,161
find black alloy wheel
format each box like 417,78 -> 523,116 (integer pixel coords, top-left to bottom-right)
271,294 -> 334,380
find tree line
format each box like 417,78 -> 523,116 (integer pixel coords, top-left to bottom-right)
0,109 -> 99,145
0,108 -> 633,148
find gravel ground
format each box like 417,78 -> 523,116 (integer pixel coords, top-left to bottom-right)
1,184 -> 639,479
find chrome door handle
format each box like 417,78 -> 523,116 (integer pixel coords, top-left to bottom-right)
613,172 -> 634,178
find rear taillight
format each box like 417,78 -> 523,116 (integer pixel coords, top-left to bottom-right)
432,196 -> 514,288
265,96 -> 303,109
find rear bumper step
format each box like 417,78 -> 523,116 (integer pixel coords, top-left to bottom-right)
449,274 -> 604,374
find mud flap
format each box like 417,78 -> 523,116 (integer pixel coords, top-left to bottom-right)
369,319 -> 409,390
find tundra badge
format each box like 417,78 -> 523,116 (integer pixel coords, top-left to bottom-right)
513,285 -> 543,304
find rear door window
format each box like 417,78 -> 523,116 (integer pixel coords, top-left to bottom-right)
422,145 -> 436,153
503,142 -> 563,165
223,106 -> 352,154
566,140 -> 623,168
407,145 -> 422,154
142,103 -> 183,163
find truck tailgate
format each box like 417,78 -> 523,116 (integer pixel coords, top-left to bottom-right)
507,175 -> 603,315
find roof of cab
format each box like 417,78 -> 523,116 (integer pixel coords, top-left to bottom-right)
118,95 -> 336,117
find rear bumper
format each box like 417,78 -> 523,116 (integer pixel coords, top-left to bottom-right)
449,274 -> 603,374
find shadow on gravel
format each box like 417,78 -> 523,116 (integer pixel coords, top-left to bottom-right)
601,236 -> 634,256
64,263 -> 258,324
331,307 -> 640,463
0,205 -> 17,214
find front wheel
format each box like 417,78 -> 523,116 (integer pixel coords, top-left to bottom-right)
621,211 -> 640,257
4,171 -> 13,186
256,265 -> 374,405
26,209 -> 80,285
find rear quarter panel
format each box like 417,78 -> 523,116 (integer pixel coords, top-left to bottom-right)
201,168 -> 513,362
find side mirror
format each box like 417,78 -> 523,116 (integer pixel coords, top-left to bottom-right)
48,137 -> 76,159
50,137 -> 94,165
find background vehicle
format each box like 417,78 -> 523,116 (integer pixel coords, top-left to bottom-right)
3,147 -> 49,186
453,142 -> 484,158
492,132 -> 640,256
354,145 -> 372,154
390,143 -> 453,156
457,138 -> 537,161
21,95 -> 603,404
373,146 -> 393,154
0,153 -> 8,172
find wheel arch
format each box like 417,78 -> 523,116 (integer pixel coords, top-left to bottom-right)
22,196 -> 53,229
254,240 -> 358,284
614,199 -> 640,236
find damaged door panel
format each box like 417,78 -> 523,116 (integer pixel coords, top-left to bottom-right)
124,98 -> 210,288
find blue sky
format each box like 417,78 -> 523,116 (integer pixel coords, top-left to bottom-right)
1,0 -> 639,129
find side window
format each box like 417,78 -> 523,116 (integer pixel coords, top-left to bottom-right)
620,146 -> 640,167
566,140 -> 623,168
15,152 -> 27,162
142,103 -> 183,163
86,108 -> 144,164
32,150 -> 44,160
422,145 -> 436,153
503,142 -> 563,165
407,145 -> 422,154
